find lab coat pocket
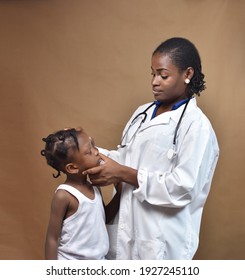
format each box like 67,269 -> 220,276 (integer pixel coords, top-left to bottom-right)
136,239 -> 166,260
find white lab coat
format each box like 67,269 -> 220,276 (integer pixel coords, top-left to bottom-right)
101,98 -> 219,260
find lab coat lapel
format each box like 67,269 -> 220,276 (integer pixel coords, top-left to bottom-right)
139,111 -> 171,131
139,98 -> 197,132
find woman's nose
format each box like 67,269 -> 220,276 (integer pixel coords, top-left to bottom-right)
151,74 -> 160,85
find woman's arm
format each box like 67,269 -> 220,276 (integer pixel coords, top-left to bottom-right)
134,122 -> 219,207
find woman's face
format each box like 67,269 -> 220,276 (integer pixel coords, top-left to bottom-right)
151,52 -> 189,106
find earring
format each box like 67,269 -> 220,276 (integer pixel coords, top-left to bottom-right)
185,78 -> 190,84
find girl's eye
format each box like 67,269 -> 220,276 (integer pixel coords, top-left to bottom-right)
161,75 -> 168,79
91,138 -> 95,147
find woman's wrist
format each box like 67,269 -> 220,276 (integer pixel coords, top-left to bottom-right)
119,165 -> 139,188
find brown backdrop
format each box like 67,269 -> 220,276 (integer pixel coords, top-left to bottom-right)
0,0 -> 244,260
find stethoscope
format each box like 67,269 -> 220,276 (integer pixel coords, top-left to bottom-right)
117,98 -> 191,160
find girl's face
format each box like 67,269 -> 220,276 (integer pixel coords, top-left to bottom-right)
70,131 -> 101,172
151,52 -> 189,106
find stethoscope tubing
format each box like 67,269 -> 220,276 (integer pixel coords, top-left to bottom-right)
118,102 -> 155,148
118,99 -> 190,149
173,98 -> 190,145
130,102 -> 155,124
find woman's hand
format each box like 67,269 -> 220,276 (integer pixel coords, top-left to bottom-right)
82,153 -> 122,186
83,153 -> 139,188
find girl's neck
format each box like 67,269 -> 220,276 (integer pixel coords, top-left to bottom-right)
65,177 -> 95,200
65,175 -> 91,189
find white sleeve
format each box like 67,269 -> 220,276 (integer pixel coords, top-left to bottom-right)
133,119 -> 219,208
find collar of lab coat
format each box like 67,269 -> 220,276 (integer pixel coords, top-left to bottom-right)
142,97 -> 197,128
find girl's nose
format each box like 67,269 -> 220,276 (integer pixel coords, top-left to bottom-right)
94,147 -> 99,156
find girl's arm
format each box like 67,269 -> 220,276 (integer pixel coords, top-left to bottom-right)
45,190 -> 69,259
104,183 -> 122,224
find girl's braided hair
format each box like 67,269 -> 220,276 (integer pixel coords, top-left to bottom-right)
41,128 -> 80,178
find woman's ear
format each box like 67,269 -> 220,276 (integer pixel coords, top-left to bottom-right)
186,67 -> 194,80
65,163 -> 79,175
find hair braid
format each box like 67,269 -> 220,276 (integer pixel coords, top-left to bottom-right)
41,128 -> 80,178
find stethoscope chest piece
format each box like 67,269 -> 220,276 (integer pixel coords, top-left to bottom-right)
167,148 -> 176,160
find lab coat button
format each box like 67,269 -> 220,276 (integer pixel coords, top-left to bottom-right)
119,224 -> 124,229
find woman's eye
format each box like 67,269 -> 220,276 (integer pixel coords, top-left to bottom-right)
151,72 -> 168,79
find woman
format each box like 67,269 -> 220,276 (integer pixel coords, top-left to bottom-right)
83,37 -> 219,259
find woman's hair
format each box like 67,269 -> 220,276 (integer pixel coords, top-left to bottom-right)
153,37 -> 206,96
41,128 -> 81,178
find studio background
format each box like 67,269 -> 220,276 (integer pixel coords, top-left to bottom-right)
0,0 -> 244,259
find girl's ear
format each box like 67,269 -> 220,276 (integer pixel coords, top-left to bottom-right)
65,163 -> 79,175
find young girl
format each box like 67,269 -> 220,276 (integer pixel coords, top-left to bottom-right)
41,127 -> 120,260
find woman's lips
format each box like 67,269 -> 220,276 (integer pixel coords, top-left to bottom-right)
152,90 -> 162,96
